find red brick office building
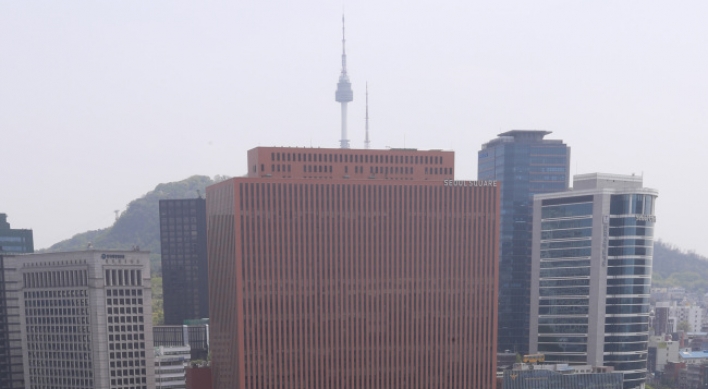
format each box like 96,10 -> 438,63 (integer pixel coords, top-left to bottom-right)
206,147 -> 499,389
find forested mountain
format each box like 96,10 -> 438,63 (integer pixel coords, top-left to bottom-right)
652,240 -> 708,295
43,175 -> 227,275
42,174 -> 227,325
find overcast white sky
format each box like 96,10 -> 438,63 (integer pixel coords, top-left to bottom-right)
2,1 -> 707,253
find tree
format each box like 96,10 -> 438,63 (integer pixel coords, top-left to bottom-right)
152,276 -> 164,325
678,320 -> 691,332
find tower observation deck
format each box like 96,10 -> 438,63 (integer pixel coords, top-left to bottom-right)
335,15 -> 353,149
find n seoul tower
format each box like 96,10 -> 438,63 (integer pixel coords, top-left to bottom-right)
335,15 -> 353,149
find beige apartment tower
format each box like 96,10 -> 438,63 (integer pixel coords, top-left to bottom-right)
4,250 -> 155,389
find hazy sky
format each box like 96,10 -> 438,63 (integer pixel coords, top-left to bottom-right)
2,2 -> 707,253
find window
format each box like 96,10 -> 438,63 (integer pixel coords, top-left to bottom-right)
542,203 -> 593,218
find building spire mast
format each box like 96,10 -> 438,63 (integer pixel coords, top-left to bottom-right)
341,14 -> 347,73
365,82 -> 370,149
335,14 -> 353,149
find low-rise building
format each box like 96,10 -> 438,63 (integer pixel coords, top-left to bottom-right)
679,350 -> 708,364
502,365 -> 623,389
155,345 -> 190,389
649,336 -> 680,373
185,364 -> 212,389
683,363 -> 708,389
154,323 -> 209,361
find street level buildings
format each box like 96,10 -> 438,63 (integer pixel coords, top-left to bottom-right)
206,146 -> 500,389
529,173 -> 658,389
478,130 -> 570,353
159,199 -> 209,325
0,214 -> 34,254
6,250 -> 155,389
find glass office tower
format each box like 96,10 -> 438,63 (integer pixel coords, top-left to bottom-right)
0,214 -> 33,254
159,198 -> 209,325
479,130 -> 570,353
530,173 -> 658,389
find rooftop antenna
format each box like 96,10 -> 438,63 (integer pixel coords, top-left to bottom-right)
335,14 -> 353,148
365,82 -> 370,149
114,210 -> 119,221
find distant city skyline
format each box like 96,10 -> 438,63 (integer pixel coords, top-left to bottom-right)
2,1 -> 707,257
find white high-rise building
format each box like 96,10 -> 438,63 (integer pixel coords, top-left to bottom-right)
673,304 -> 702,333
530,173 -> 658,389
8,250 -> 155,389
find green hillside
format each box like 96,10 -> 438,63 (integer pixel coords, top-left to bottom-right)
43,174 -> 228,326
652,240 -> 708,294
44,174 -> 227,275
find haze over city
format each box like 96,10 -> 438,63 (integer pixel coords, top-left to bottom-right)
2,1 -> 707,254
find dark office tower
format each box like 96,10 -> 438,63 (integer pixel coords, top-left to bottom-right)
0,253 -> 24,389
0,214 -> 34,254
478,130 -> 570,354
530,173 -> 658,389
159,198 -> 209,325
206,147 -> 500,389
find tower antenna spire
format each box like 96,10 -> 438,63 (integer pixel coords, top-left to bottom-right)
365,82 -> 370,149
342,14 -> 347,72
335,14 -> 353,149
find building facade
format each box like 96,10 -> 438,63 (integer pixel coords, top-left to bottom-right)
654,303 -> 671,336
0,253 -> 25,388
529,173 -> 658,389
207,147 -> 500,389
683,363 -> 708,389
478,130 -> 570,353
674,304 -> 702,333
502,369 -> 623,389
155,345 -> 190,389
154,324 -> 210,361
159,198 -> 209,325
648,335 -> 679,374
0,214 -> 34,254
185,365 -> 212,389
7,250 -> 155,389
246,146 -> 454,181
